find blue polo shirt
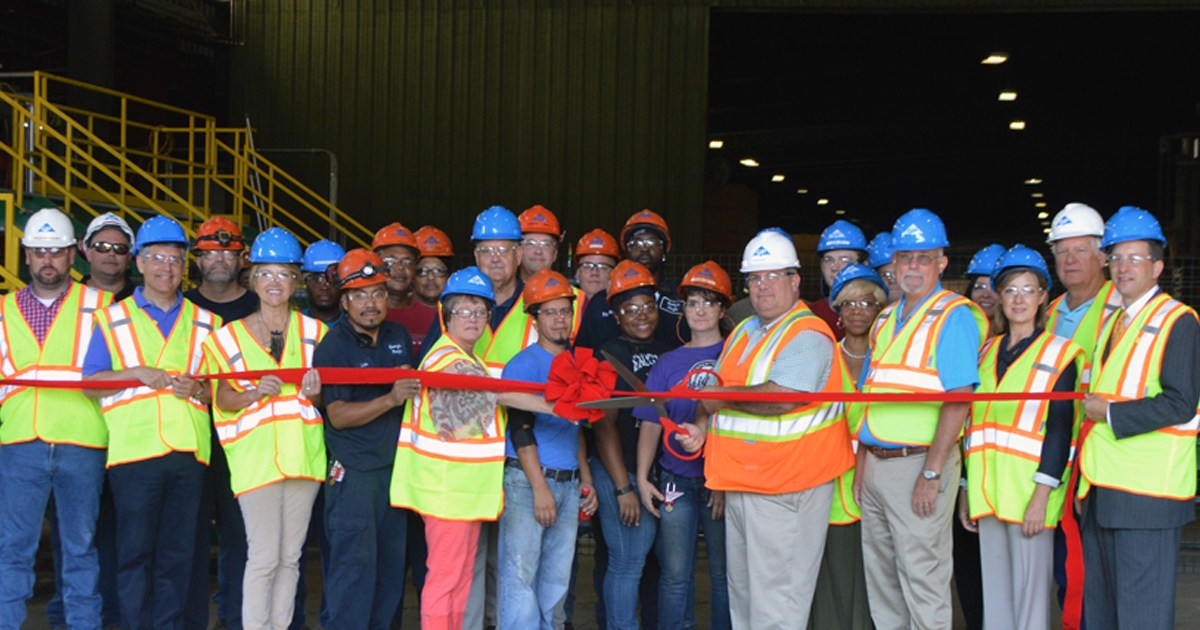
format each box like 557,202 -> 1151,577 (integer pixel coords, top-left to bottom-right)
858,284 -> 981,448
82,287 -> 185,376
501,344 -> 579,471
1051,295 -> 1094,339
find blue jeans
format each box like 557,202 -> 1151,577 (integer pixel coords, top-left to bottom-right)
497,466 -> 580,629
655,472 -> 730,630
590,457 -> 657,630
46,478 -> 122,628
0,440 -> 106,630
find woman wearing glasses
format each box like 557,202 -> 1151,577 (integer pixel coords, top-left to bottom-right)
201,228 -> 329,630
958,245 -> 1081,630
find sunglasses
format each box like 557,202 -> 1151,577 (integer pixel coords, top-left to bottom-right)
89,241 -> 131,255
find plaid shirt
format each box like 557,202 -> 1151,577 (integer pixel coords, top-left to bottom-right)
15,283 -> 70,345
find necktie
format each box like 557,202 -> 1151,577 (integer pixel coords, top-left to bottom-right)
1105,308 -> 1127,357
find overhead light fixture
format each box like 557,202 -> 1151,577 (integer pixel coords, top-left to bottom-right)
1043,227 -> 1052,234
1009,120 -> 1026,130
1024,178 -> 1042,185
1031,192 -> 1044,198
817,198 -> 829,206
1037,211 -> 1049,219
982,53 -> 1008,65
1035,202 -> 1047,208
835,209 -> 847,215
771,174 -> 785,183
708,139 -> 724,149
998,91 -> 1017,102
796,188 -> 809,194
1042,220 -> 1051,226
739,158 -> 759,167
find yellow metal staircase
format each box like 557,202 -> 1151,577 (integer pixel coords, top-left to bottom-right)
0,71 -> 373,290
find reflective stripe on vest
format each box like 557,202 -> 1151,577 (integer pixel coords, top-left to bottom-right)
1046,281 -> 1121,390
474,295 -> 536,377
0,284 -> 110,446
1080,294 -> 1199,500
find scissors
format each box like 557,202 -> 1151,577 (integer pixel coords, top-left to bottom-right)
578,350 -> 720,461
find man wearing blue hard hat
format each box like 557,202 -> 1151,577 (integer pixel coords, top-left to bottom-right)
82,215 -> 222,629
964,243 -> 1006,321
866,232 -> 900,304
302,239 -> 347,325
811,219 -> 869,340
1077,206 -> 1200,630
853,208 -> 987,629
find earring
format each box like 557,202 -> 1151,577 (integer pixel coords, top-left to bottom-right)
836,316 -> 845,329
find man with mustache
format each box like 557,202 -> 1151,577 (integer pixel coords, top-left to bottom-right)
853,208 -> 987,629
81,212 -> 137,301
375,222 -> 435,354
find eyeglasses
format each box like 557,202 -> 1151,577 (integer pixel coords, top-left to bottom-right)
618,303 -> 656,316
304,273 -> 331,286
626,238 -> 663,250
578,261 -> 614,272
197,249 -> 239,259
382,257 -> 415,271
538,306 -> 574,319
29,247 -> 70,257
346,289 -> 387,302
744,271 -> 796,287
89,241 -> 130,255
1106,254 -> 1156,267
838,299 -> 881,311
522,239 -> 556,250
895,252 -> 939,267
685,299 -> 718,312
1001,285 -> 1045,297
415,267 -> 449,278
141,253 -> 184,267
971,282 -> 993,293
475,245 -> 517,257
449,308 -> 490,320
253,270 -> 297,282
820,255 -> 857,267
879,270 -> 896,282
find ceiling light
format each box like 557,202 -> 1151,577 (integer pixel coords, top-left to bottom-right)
1037,211 -> 1049,219
817,198 -> 829,206
982,53 -> 1008,65
1031,192 -> 1044,198
1035,202 -> 1047,208
708,139 -> 724,149
998,91 -> 1017,102
1043,227 -> 1052,234
771,174 -> 785,183
835,209 -> 846,215
1009,120 -> 1026,131
739,158 -> 759,167
796,188 -> 809,194
1042,220 -> 1051,226
1024,178 -> 1042,185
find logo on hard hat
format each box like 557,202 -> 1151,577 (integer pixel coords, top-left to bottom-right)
589,237 -> 603,246
623,268 -> 640,278
828,229 -> 845,240
697,268 -> 715,278
36,223 -> 54,233
392,228 -> 411,238
468,276 -> 487,286
752,245 -> 770,257
546,277 -> 562,287
423,235 -> 439,245
1054,215 -> 1072,226
900,224 -> 925,241
533,213 -> 547,223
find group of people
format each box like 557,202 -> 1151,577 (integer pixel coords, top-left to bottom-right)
0,199 -> 1193,630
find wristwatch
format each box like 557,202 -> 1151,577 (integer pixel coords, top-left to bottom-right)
921,469 -> 941,481
614,484 -> 635,497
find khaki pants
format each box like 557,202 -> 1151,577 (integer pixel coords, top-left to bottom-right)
725,481 -> 833,630
238,479 -> 320,630
978,516 -> 1054,630
859,449 -> 960,630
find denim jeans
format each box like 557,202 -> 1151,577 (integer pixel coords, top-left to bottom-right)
655,472 -> 730,630
590,457 -> 657,630
497,466 -> 580,629
46,478 -> 122,628
0,440 -> 106,630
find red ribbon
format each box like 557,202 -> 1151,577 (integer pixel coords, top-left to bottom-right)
1059,418 -> 1095,630
544,347 -> 618,422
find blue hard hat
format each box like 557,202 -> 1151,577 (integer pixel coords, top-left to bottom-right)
249,227 -> 303,264
965,243 -> 1007,278
892,208 -> 950,250
831,263 -> 888,307
1101,206 -> 1166,249
991,244 -> 1053,293
301,239 -> 347,274
441,265 -> 496,304
471,206 -> 522,242
866,232 -> 894,268
817,220 -> 868,253
133,216 -> 188,256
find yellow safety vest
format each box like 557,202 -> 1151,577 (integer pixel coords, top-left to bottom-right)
95,297 -> 220,467
965,332 -> 1082,526
391,334 -> 508,521
829,358 -> 862,525
202,312 -> 327,496
0,284 -> 111,447
1045,281 -> 1121,390
1079,293 -> 1200,501
474,294 -> 536,377
854,290 -> 988,446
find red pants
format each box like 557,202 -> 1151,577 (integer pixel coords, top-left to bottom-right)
421,516 -> 482,629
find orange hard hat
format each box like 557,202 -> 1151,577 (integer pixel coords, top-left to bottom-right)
518,205 -> 562,240
414,225 -> 454,258
679,261 -> 733,305
574,228 -> 619,261
620,209 -> 671,253
606,260 -> 658,304
372,222 -> 418,252
522,269 -> 576,312
193,216 -> 246,251
334,248 -> 388,290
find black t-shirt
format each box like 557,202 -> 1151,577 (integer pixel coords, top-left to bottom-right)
585,336 -> 673,472
574,281 -> 689,352
315,318 -> 415,472
184,288 -> 260,322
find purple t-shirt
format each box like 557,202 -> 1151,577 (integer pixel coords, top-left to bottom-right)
632,342 -> 723,478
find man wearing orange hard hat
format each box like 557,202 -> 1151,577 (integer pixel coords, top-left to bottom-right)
373,222 -> 436,354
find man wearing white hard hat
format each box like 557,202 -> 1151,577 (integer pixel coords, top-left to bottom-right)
81,212 -> 137,302
686,227 -> 855,628
0,208 -> 114,628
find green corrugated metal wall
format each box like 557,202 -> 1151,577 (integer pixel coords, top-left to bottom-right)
230,0 -> 710,251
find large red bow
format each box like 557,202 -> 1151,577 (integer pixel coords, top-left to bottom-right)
545,347 -> 617,423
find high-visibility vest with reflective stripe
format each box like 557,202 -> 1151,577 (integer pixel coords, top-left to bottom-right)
391,334 -> 508,520
965,332 -> 1082,526
0,284 -> 111,447
829,358 -> 862,525
704,300 -> 855,495
96,298 -> 219,467
1079,293 -> 1200,500
1046,281 -> 1121,390
202,312 -> 327,496
854,290 -> 988,446
474,295 -> 536,377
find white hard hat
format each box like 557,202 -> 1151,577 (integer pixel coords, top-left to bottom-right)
741,228 -> 800,273
1046,203 -> 1105,244
22,208 -> 76,249
83,212 -> 135,246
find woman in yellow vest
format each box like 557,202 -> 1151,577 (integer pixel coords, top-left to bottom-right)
958,245 -> 1081,630
202,228 -> 328,630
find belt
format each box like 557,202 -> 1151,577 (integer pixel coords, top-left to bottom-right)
865,445 -> 928,459
504,458 -> 580,482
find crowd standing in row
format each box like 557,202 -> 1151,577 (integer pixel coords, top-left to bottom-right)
0,200 -> 1194,630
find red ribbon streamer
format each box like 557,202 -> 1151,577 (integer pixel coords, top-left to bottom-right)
1059,418 -> 1095,630
544,348 -> 618,422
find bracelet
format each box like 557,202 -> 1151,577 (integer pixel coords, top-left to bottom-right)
614,484 -> 635,497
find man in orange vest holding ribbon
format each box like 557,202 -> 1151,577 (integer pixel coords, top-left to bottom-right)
686,227 -> 854,629
1078,206 -> 1200,630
